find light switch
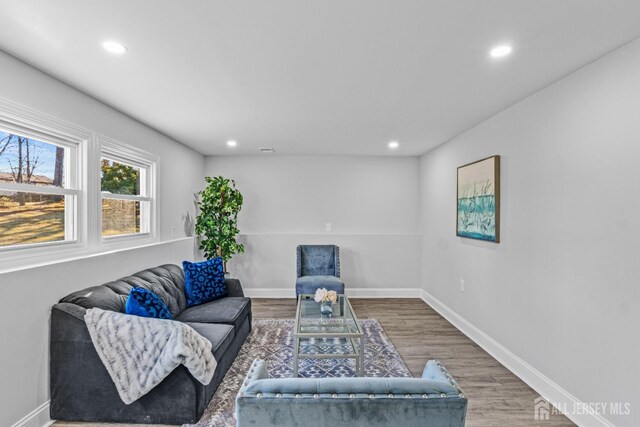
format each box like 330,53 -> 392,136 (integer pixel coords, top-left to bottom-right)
325,223 -> 332,232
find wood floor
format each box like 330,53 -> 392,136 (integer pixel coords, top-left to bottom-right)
256,298 -> 575,427
55,298 -> 575,427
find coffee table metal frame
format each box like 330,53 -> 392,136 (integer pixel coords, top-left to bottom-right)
293,294 -> 365,377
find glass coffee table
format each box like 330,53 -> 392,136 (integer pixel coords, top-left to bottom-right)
293,294 -> 364,377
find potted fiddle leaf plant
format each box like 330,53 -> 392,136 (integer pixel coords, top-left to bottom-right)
195,176 -> 245,273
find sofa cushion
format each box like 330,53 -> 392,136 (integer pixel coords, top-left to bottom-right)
59,265 -> 187,318
183,258 -> 227,307
177,297 -> 251,330
185,322 -> 235,361
125,287 -> 172,319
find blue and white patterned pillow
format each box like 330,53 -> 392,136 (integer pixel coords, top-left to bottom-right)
183,258 -> 227,307
125,287 -> 172,319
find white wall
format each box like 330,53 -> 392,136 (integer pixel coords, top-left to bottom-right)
205,155 -> 421,295
0,50 -> 205,242
0,51 -> 205,427
419,39 -> 640,426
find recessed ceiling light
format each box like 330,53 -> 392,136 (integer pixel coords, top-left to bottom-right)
226,140 -> 237,147
388,141 -> 399,149
102,41 -> 127,55
490,45 -> 512,58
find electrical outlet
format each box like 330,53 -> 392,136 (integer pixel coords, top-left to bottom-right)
171,226 -> 176,239
325,223 -> 332,232
459,279 -> 465,292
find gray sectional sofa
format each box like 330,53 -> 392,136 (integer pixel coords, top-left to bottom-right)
49,264 -> 251,424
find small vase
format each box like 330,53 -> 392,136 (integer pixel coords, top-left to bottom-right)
320,301 -> 333,315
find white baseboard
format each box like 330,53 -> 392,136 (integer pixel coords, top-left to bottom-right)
243,287 -> 421,299
420,289 -> 614,427
11,401 -> 52,427
346,288 -> 421,298
244,288 -> 295,298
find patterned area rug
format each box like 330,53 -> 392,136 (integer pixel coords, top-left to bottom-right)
187,319 -> 412,427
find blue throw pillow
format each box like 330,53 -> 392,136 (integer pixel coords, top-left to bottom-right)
125,287 -> 172,319
183,258 -> 227,307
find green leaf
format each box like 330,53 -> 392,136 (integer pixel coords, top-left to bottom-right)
195,176 -> 244,263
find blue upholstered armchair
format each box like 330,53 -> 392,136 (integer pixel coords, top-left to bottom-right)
295,245 -> 345,298
236,359 -> 468,427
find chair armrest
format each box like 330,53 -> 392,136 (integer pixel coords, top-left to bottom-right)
225,278 -> 245,297
296,246 -> 302,278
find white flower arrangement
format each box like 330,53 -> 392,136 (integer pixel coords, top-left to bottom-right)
314,288 -> 338,304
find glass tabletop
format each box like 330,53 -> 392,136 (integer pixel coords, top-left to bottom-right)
295,294 -> 363,336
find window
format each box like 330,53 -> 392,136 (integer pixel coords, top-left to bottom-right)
99,139 -> 156,241
0,98 -> 158,268
0,129 -> 78,249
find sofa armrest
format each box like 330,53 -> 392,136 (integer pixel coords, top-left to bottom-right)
245,359 -> 269,382
237,359 -> 269,398
50,303 -> 200,423
422,360 -> 464,395
53,302 -> 88,321
225,278 -> 245,297
51,303 -> 89,342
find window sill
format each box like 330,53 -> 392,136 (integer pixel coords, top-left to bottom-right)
0,239 -> 79,254
101,232 -> 152,244
0,236 -> 194,275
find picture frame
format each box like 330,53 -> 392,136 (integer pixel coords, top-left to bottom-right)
456,155 -> 500,242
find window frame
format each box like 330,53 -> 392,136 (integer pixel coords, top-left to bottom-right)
97,135 -> 159,245
0,98 -> 162,272
0,99 -> 87,258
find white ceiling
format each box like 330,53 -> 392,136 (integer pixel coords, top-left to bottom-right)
0,1 -> 639,156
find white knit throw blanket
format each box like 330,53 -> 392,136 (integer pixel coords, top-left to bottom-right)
84,308 -> 217,404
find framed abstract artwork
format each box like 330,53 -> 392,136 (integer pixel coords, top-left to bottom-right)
457,155 -> 500,242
